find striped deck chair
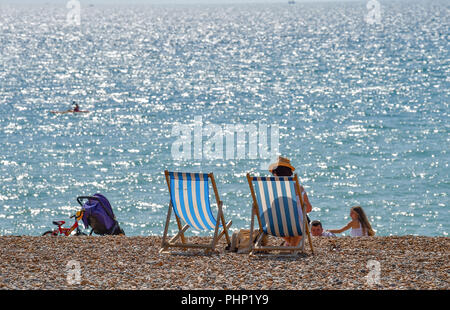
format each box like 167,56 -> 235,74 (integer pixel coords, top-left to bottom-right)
247,173 -> 314,255
161,170 -> 232,253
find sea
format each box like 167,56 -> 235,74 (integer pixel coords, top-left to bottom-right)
0,0 -> 448,236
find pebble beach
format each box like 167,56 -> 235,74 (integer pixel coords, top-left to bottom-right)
0,235 -> 448,290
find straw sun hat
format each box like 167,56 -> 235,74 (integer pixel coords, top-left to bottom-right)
268,156 -> 295,173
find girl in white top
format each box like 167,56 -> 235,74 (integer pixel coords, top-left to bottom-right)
327,206 -> 375,237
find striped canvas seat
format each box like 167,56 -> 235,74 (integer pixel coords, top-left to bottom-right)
247,173 -> 314,255
168,172 -> 218,231
161,170 -> 232,254
250,176 -> 303,237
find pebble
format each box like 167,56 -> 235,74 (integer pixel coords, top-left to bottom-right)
0,235 -> 448,289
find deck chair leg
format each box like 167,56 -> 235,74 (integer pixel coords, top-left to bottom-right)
159,223 -> 190,254
168,224 -> 190,244
161,202 -> 173,251
250,207 -> 267,254
175,215 -> 186,244
210,212 -> 221,251
295,174 -> 314,255
305,223 -> 314,255
220,214 -> 231,245
218,201 -> 231,246
210,215 -> 232,252
216,221 -> 232,243
249,206 -> 256,253
209,175 -> 233,250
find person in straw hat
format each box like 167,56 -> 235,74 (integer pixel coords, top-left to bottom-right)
269,156 -> 312,247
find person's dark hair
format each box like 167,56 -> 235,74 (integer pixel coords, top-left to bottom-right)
272,166 -> 293,176
311,220 -> 322,228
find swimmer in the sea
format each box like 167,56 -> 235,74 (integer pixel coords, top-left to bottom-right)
72,101 -> 80,112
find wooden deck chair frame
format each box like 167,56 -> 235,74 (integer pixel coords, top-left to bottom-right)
160,170 -> 232,254
246,173 -> 314,255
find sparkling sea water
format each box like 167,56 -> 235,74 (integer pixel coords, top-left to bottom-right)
0,1 -> 448,236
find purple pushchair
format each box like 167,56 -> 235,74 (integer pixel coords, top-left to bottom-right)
77,194 -> 125,236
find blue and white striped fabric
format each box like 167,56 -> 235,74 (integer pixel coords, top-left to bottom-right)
251,176 -> 303,237
169,172 -> 218,231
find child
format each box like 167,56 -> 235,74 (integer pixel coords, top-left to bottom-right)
327,206 -> 375,237
311,220 -> 335,237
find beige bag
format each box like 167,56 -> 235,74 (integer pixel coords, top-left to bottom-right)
230,229 -> 267,254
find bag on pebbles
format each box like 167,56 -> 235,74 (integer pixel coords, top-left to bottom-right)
229,229 -> 268,254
